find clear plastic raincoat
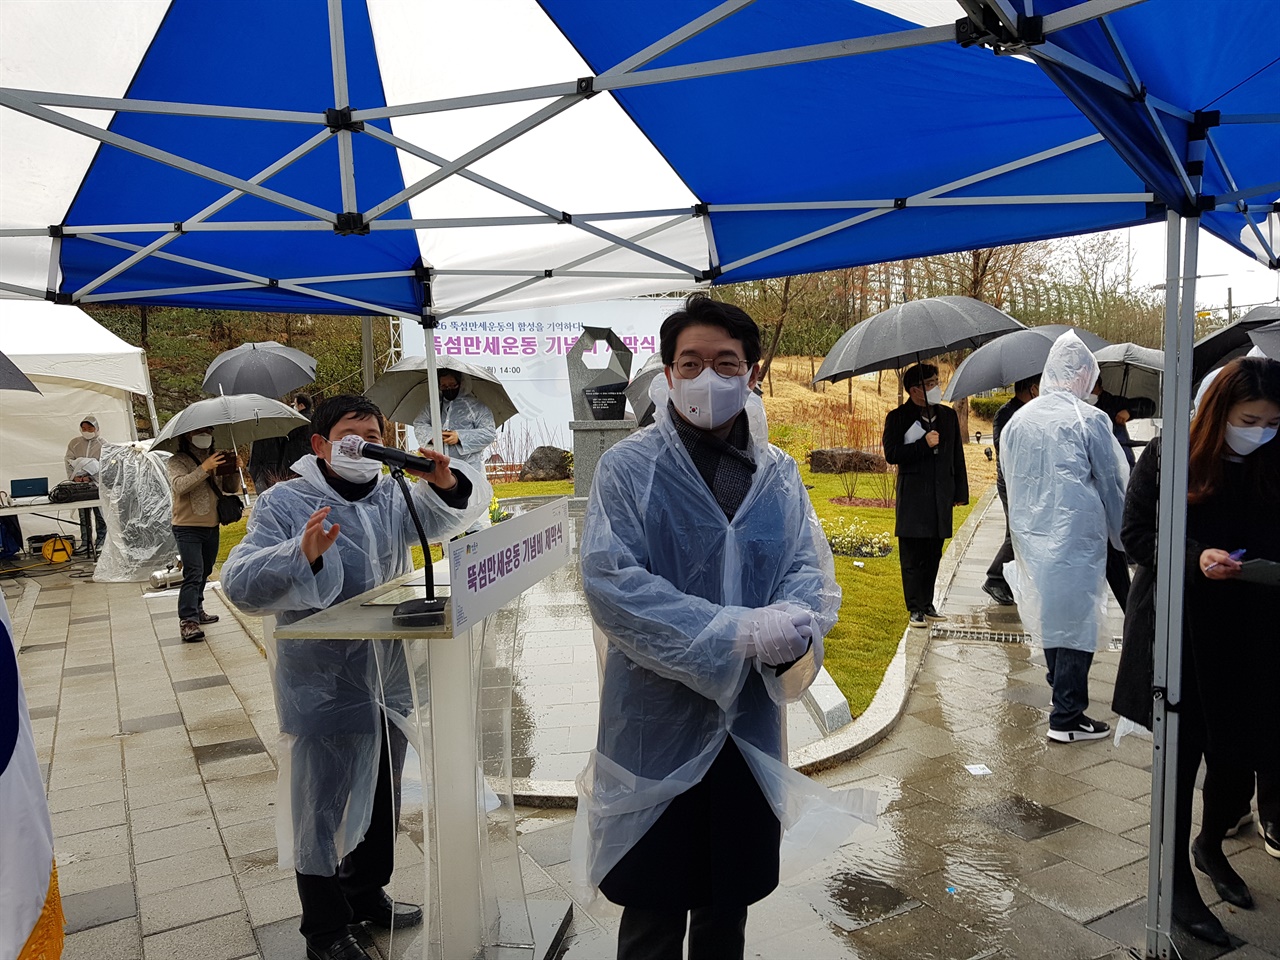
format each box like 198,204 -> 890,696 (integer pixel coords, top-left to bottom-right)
571,381 -> 876,900
221,454 -> 490,874
93,442 -> 176,582
1000,332 -> 1129,651
412,375 -> 498,472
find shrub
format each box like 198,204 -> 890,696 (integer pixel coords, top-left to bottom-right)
969,393 -> 1012,420
821,516 -> 892,558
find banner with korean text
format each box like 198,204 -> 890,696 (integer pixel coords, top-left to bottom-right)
447,498 -> 572,636
405,298 -> 680,459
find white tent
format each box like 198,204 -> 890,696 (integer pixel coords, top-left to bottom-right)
0,299 -> 158,536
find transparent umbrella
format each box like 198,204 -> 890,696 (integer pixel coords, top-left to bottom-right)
366,356 -> 518,428
1093,343 -> 1164,405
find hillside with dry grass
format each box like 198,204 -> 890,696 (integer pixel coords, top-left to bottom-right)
760,355 -> 999,492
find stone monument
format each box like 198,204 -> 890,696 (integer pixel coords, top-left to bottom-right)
567,327 -> 636,498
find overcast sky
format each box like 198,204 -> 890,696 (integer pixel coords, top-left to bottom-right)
1124,222 -> 1280,316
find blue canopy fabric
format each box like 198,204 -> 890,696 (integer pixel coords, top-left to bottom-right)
1,0 -> 1275,321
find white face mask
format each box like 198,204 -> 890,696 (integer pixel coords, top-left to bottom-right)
327,441 -> 383,483
669,366 -> 751,431
1224,423 -> 1278,456
925,386 -> 942,405
80,430 -> 96,441
190,433 -> 214,449
1083,394 -> 1099,405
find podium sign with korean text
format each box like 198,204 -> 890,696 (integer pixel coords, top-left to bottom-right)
447,498 -> 572,635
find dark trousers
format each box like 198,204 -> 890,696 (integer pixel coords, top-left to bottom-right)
1044,647 -> 1094,730
1105,545 -> 1131,612
985,481 -> 1013,583
617,903 -> 749,960
296,719 -> 408,945
1172,705 -> 1258,914
898,536 -> 944,615
173,525 -> 219,622
79,506 -> 105,550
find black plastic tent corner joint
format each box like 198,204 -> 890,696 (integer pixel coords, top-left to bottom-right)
44,290 -> 73,304
335,212 -> 370,235
701,265 -> 723,282
576,76 -> 596,98
325,106 -> 364,133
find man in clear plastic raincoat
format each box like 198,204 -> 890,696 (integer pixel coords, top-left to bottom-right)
572,295 -> 875,960
1000,332 -> 1129,745
222,395 -> 489,960
414,370 -> 497,532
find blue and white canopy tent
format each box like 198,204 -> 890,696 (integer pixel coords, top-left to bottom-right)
2,1 -> 1278,955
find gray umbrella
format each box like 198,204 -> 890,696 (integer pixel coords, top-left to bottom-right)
203,341 -> 317,398
1248,320 -> 1280,360
1191,305 -> 1280,383
814,296 -> 1025,383
1093,343 -> 1164,404
943,324 -> 1110,401
0,349 -> 39,393
365,356 -> 518,428
153,394 -> 308,453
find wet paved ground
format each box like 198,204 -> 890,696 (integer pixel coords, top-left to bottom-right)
7,493 -> 1278,959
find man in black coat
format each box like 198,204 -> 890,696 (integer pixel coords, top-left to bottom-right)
882,363 -> 969,628
982,375 -> 1040,605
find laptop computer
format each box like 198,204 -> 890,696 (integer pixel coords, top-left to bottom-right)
10,477 -> 50,498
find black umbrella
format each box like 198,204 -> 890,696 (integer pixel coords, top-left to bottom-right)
1191,305 -> 1280,383
943,324 -> 1110,401
0,349 -> 40,393
1249,320 -> 1280,359
203,341 -> 317,398
1094,342 -> 1164,404
814,296 -> 1025,383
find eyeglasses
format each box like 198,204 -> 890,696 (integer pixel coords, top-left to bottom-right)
673,354 -> 749,379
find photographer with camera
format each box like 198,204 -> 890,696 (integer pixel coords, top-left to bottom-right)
166,428 -> 241,642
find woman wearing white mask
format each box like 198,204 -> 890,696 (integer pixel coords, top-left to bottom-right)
882,363 -> 969,629
1113,355 -> 1280,946
166,428 -> 241,641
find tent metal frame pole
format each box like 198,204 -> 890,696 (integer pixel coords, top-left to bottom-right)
435,215 -> 693,319
1040,0 -> 1148,32
1032,42 -> 1191,121
0,281 -> 47,298
77,234 -> 271,285
71,128 -> 335,299
1146,212 -> 1197,959
429,269 -> 694,280
46,235 -> 61,293
327,0 -> 358,215
82,281 -> 261,303
357,123 -> 701,271
709,192 -> 1152,211
721,133 -> 1107,273
362,95 -> 581,222
0,91 -> 337,223
1096,19 -> 1196,203
1205,131 -> 1280,265
1219,113 -> 1280,125
1216,179 -> 1280,206
0,87 -> 322,124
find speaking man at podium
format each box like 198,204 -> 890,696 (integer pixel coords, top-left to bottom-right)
222,394 -> 489,960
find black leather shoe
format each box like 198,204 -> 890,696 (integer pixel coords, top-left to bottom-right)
1193,836 -> 1254,909
306,932 -> 370,960
1173,912 -> 1230,947
982,578 -> 1016,605
349,890 -> 424,929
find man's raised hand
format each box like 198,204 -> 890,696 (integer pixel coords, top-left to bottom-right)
301,506 -> 341,564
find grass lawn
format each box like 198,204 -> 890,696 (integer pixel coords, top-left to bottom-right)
213,471 -> 982,721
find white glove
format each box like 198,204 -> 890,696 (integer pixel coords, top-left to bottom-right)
768,601 -> 813,633
747,607 -> 810,667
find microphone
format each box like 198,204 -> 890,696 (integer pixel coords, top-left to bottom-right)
336,435 -> 435,474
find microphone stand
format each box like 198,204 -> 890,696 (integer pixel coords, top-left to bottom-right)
388,466 -> 448,627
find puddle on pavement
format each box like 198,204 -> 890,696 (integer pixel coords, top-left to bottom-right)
967,794 -> 1079,841
808,869 -> 921,931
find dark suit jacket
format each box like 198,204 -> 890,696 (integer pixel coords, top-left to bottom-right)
882,401 -> 969,539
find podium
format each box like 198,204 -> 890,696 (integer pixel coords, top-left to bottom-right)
273,498 -> 574,959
